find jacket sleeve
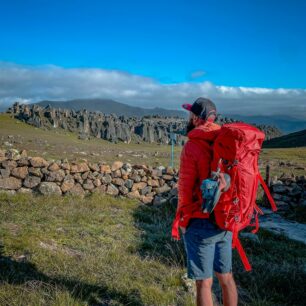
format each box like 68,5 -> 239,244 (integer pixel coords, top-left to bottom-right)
176,141 -> 199,228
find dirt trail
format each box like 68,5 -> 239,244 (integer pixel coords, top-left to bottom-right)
260,208 -> 306,244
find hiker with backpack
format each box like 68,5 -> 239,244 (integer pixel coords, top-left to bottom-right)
172,97 -> 277,306
172,97 -> 238,306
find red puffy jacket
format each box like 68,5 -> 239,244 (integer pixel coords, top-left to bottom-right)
172,121 -> 221,240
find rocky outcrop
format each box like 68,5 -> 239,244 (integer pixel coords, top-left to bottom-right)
6,102 -> 281,145
7,102 -> 187,145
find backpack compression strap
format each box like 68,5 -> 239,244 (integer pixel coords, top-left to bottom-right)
257,173 -> 277,212
232,229 -> 252,271
234,238 -> 252,271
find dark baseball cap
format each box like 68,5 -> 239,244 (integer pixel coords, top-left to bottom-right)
182,97 -> 217,120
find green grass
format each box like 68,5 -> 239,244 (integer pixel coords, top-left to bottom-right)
0,192 -> 193,306
0,192 -> 305,306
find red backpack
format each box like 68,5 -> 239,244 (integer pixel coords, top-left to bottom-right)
211,123 -> 277,271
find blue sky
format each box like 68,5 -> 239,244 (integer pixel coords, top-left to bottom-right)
0,0 -> 305,118
1,0 -> 305,88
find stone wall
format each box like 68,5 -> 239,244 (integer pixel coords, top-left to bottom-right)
269,173 -> 306,210
0,148 -> 178,205
2,148 -> 305,211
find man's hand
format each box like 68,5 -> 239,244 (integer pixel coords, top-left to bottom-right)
180,226 -> 186,234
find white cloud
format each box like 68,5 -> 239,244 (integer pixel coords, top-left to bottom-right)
190,70 -> 206,79
0,62 -> 305,119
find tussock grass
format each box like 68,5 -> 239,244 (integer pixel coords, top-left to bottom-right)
0,192 -> 193,306
0,192 -> 305,305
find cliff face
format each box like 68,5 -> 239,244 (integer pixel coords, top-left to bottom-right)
7,102 -> 282,144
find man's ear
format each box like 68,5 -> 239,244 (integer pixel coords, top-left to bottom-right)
193,116 -> 203,126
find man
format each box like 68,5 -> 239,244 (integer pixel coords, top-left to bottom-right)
172,97 -> 238,306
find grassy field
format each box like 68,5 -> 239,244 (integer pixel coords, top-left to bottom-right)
0,192 -> 305,306
1,112 -> 306,305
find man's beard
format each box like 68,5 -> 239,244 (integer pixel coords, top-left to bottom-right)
186,119 -> 195,134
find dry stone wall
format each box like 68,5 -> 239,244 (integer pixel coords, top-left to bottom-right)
270,173 -> 306,210
2,148 -> 305,212
0,148 -> 178,205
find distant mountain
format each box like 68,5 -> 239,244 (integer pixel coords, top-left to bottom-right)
31,99 -> 187,118
226,114 -> 306,134
264,129 -> 306,148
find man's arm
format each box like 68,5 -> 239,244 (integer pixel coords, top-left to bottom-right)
176,142 -> 198,229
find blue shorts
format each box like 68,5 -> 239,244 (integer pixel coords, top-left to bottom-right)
183,218 -> 233,280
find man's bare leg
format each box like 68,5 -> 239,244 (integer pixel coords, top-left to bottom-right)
215,272 -> 238,306
196,278 -> 213,306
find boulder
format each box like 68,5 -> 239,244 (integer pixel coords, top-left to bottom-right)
70,162 -> 90,173
61,162 -> 71,170
124,179 -> 134,189
5,149 -> 21,160
93,178 -> 101,187
127,190 -> 140,199
140,195 -> 154,204
45,170 -> 66,182
147,179 -> 159,187
162,174 -> 173,181
166,167 -> 174,175
61,178 -> 75,192
272,184 -> 288,193
92,185 -> 107,194
23,175 -> 41,188
155,184 -> 171,194
28,167 -> 43,177
106,184 -> 119,196
17,157 -> 30,166
38,182 -> 62,195
119,185 -> 129,195
111,161 -> 123,171
0,168 -> 11,178
129,173 -> 141,182
153,196 -> 168,205
82,179 -> 95,190
11,166 -> 28,179
101,174 -> 112,184
48,162 -> 60,171
20,149 -> 28,157
88,163 -> 99,172
140,186 -> 152,196
0,177 -> 22,190
66,183 -> 85,196
100,164 -> 111,174
1,160 -> 17,170
132,182 -> 147,191
112,169 -> 121,178
30,157 -> 48,168
112,178 -> 125,186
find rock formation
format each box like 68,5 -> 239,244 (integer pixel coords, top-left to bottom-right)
7,102 -> 281,144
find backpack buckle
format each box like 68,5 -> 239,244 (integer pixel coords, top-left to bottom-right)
233,198 -> 239,205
